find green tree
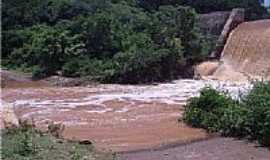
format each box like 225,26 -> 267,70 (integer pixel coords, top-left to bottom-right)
151,6 -> 203,57
3,0 -> 207,83
9,24 -> 85,78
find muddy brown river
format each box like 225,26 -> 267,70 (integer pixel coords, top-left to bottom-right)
1,76 -> 251,152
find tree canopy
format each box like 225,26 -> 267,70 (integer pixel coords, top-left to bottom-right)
2,0 -> 268,83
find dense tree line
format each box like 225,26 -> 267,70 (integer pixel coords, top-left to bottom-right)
137,0 -> 267,20
181,0 -> 267,20
2,0 -> 267,83
2,0 -> 208,83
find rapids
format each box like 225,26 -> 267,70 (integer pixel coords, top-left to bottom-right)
1,78 -> 251,151
3,79 -> 251,113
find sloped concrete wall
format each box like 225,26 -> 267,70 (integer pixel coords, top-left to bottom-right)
210,8 -> 245,58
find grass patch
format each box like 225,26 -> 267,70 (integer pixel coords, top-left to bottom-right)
1,121 -> 117,160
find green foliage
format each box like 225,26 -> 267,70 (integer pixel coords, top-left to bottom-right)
3,121 -> 39,157
180,0 -> 267,20
183,87 -> 243,134
111,48 -> 184,83
183,82 -> 270,146
70,14 -> 115,57
3,0 -> 208,83
244,82 -> 270,146
151,6 -> 200,57
136,0 -> 267,20
32,66 -> 49,79
2,30 -> 30,58
8,24 -> 85,78
62,59 -> 81,77
2,120 -> 116,160
2,0 -> 44,29
2,0 -> 109,29
218,104 -> 248,137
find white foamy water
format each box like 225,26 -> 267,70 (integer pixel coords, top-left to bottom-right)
1,79 -> 253,126
11,79 -> 252,110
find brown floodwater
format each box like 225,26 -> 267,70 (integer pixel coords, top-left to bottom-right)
2,87 -> 207,152
1,75 -> 251,152
2,20 -> 269,153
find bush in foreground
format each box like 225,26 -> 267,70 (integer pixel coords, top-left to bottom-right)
183,82 -> 270,146
2,120 -> 116,160
183,87 -> 248,137
244,82 -> 270,146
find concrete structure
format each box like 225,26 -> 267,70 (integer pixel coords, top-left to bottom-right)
211,8 -> 245,58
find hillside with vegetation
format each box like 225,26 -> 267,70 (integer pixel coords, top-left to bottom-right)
2,0 -> 268,84
2,0 -> 205,83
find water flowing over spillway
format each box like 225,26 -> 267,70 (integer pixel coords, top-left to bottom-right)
218,20 -> 270,79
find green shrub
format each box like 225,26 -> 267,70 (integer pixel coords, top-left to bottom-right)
2,30 -> 31,59
9,24 -> 85,78
187,87 -> 234,111
183,82 -> 270,146
183,106 -> 204,128
32,66 -> 49,79
2,121 -> 38,157
183,87 -> 239,133
244,82 -> 270,146
218,104 -> 248,137
2,120 -> 116,160
62,59 -> 81,77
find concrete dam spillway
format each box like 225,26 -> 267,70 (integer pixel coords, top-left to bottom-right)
221,20 -> 270,78
205,19 -> 270,81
